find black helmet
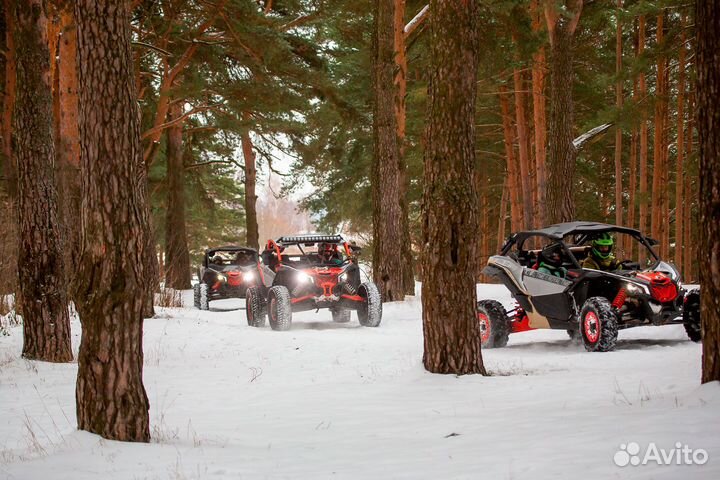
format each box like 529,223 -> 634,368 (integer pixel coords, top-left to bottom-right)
541,243 -> 564,268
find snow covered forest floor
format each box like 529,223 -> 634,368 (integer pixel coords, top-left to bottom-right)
1,285 -> 718,479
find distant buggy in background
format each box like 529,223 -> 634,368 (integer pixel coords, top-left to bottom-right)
245,234 -> 382,331
193,246 -> 262,310
478,222 -> 701,352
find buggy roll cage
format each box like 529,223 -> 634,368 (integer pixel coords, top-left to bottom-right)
202,246 -> 259,268
499,222 -> 661,270
264,235 -> 360,265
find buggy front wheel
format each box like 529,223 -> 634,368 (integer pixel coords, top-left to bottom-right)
268,286 -> 292,331
579,297 -> 618,352
357,282 -> 382,327
476,300 -> 510,348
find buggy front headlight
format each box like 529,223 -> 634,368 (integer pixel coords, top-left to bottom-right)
243,271 -> 255,283
339,272 -> 348,283
297,272 -> 313,284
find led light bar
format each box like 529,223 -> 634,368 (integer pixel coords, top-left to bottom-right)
277,235 -> 344,244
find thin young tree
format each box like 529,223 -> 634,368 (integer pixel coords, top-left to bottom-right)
422,0 -> 485,375
696,0 -> 720,384
164,101 -> 191,289
372,0 -> 404,302
544,0 -> 583,223
12,0 -> 72,362
73,0 -> 150,441
241,112 -> 259,252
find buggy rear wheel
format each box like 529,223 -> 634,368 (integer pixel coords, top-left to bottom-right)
246,286 -> 266,328
193,284 -> 200,309
199,283 -> 209,311
476,300 -> 510,348
579,297 -> 618,352
357,282 -> 382,327
683,289 -> 701,342
332,308 -> 351,323
268,286 -> 292,331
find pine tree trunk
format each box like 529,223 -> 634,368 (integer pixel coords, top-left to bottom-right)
512,64 -> 532,229
241,119 -> 259,251
545,1 -> 582,224
74,0 -> 150,442
164,102 -> 191,289
696,0 -> 720,383
651,13 -> 665,248
674,15 -> 686,268
56,2 -> 81,282
637,14 -> 649,265
12,0 -> 72,363
394,0 -> 415,296
0,1 -> 18,302
684,89 -> 694,279
499,85 -> 522,233
614,0 -> 623,235
2,0 -> 16,198
372,0 -> 404,302
531,0 -> 547,227
422,0 -> 485,375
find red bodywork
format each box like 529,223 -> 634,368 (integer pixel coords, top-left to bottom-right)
636,272 -> 678,303
510,308 -> 534,333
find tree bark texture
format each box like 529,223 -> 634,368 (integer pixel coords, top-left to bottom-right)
651,13 -> 667,253
241,113 -> 259,251
696,0 -> 720,384
544,0 -> 582,224
2,0 -> 16,198
637,15 -> 649,265
394,0 -> 415,296
12,0 -> 72,363
422,0 -> 485,375
55,1 -> 81,282
73,0 -> 150,442
372,0 -> 404,302
164,101 -> 191,289
674,15 -> 686,269
1,1 -> 19,299
614,0 -> 623,234
512,64 -> 532,229
499,85 -> 522,233
530,0 -> 547,227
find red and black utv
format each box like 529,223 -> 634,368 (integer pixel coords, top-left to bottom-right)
193,246 -> 262,310
478,222 -> 701,352
245,235 -> 382,331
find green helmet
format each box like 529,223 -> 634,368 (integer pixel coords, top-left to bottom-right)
592,233 -> 614,259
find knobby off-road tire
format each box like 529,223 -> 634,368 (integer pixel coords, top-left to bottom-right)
357,282 -> 382,327
683,288 -> 701,342
332,308 -> 351,323
246,286 -> 267,328
193,284 -> 200,309
268,286 -> 292,331
580,297 -> 619,352
199,283 -> 209,311
476,300 -> 510,348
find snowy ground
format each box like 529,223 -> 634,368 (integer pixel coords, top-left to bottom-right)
1,284 -> 718,479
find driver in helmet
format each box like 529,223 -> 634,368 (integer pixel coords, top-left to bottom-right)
537,243 -> 567,278
318,242 -> 342,265
582,233 -> 621,271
